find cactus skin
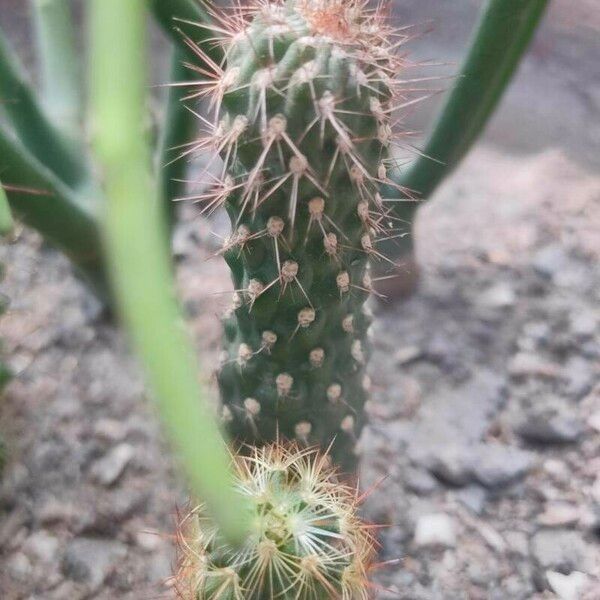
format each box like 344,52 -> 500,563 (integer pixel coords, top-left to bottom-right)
193,0 -> 408,471
175,443 -> 375,600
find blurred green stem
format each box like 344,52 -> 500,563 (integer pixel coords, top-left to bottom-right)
0,124 -> 106,296
90,0 -> 247,544
0,26 -> 87,189
383,0 -> 549,258
31,0 -> 81,138
0,181 -> 14,236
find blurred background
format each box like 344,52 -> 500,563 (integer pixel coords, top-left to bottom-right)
0,1 -> 598,598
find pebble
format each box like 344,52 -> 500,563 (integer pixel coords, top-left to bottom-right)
531,529 -> 595,573
453,485 -> 488,515
587,412 -> 600,433
508,353 -> 561,379
532,244 -> 571,279
414,513 -> 457,548
90,443 -> 135,486
7,552 -> 32,581
394,345 -> 423,366
62,537 -> 127,591
471,444 -> 534,488
516,398 -> 584,444
23,530 -> 60,563
570,310 -> 597,339
546,570 -> 590,600
537,502 -> 580,527
504,530 -> 529,557
563,356 -> 595,398
404,467 -> 439,495
479,282 -> 516,308
134,530 -> 162,552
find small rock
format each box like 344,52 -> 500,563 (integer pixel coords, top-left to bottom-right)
587,412 -> 600,433
505,530 -> 529,557
62,537 -> 127,591
543,459 -> 571,483
531,530 -> 595,573
532,245 -> 570,279
516,398 -> 584,444
23,530 -> 60,563
429,448 -> 472,487
414,513 -> 457,548
546,570 -> 590,600
404,467 -> 438,495
592,477 -> 600,503
476,522 -> 506,553
570,310 -> 597,339
480,282 -> 516,308
563,356 -> 594,398
453,485 -> 487,515
8,552 -> 32,581
537,502 -> 580,527
38,497 -> 76,525
134,530 -> 161,552
90,443 -> 135,486
508,353 -> 561,379
471,444 -> 534,488
394,345 -> 422,366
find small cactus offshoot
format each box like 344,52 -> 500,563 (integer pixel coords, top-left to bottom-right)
187,0 -> 414,470
174,443 -> 375,600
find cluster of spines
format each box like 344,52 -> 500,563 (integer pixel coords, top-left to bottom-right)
180,0 -> 418,467
173,443 -> 376,600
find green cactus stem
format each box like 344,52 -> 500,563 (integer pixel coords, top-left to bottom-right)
187,0 -> 412,472
175,443 -> 375,600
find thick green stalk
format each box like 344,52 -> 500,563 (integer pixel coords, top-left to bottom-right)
0,27 -> 88,189
383,0 -> 549,257
90,0 -> 247,544
0,124 -> 106,296
0,182 -> 14,236
30,0 -> 81,138
156,47 -> 197,229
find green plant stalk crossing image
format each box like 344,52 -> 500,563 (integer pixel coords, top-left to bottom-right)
89,0 -> 247,544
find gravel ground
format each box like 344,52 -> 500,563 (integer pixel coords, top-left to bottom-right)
0,146 -> 599,599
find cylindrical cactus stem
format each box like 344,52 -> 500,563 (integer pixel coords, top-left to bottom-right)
174,443 -> 375,600
193,0 -> 409,471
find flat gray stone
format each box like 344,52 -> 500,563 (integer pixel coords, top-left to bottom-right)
406,372 -> 506,486
531,530 -> 595,573
62,538 -> 127,591
516,398 -> 584,444
471,444 -> 534,488
90,443 -> 134,486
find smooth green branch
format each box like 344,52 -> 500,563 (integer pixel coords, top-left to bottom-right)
383,0 -> 549,258
0,26 -> 88,189
90,0 -> 248,544
30,0 -> 81,138
0,124 -> 106,296
0,181 -> 14,236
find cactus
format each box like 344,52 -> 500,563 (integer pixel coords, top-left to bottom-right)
192,0 -> 408,471
174,443 -> 375,599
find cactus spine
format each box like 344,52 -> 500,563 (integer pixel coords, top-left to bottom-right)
193,0 -> 408,471
175,443 -> 375,599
